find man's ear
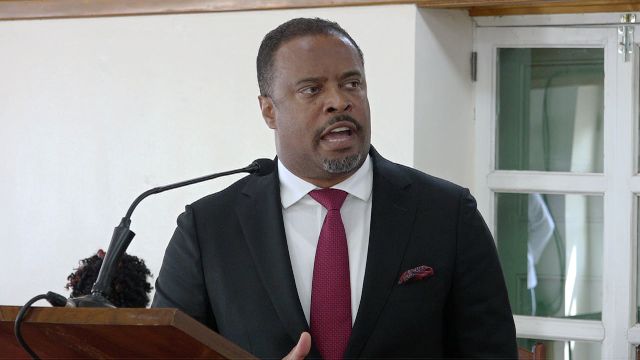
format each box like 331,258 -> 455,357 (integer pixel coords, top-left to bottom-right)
258,95 -> 276,129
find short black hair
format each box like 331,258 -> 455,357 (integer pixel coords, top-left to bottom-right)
65,249 -> 153,308
257,17 -> 364,96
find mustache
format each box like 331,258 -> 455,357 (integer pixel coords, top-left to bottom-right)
315,114 -> 362,139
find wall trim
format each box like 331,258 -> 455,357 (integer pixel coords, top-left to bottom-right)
0,0 -> 638,21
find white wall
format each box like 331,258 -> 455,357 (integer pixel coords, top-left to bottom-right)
0,5 -> 428,305
413,9 -> 475,190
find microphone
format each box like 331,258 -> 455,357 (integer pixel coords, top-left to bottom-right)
69,158 -> 275,307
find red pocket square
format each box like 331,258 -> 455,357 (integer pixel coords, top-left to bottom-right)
398,265 -> 434,285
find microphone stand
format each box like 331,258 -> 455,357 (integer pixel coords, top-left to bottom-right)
13,158 -> 275,360
71,160 -> 270,307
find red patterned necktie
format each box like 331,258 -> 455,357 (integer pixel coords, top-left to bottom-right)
309,188 -> 351,360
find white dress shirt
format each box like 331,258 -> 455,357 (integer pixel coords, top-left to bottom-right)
279,156 -> 373,325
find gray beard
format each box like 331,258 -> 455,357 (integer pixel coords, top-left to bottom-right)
322,153 -> 363,174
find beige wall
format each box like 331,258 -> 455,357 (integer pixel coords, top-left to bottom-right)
0,5 -> 473,305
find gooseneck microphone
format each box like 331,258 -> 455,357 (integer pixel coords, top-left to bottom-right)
73,158 -> 275,307
15,158 -> 275,359
15,159 -> 274,359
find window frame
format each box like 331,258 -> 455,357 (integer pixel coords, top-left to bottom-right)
474,19 -> 635,359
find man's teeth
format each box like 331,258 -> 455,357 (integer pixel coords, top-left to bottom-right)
330,127 -> 350,133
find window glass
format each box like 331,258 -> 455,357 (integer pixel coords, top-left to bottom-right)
496,193 -> 603,319
496,48 -> 604,172
518,338 -> 601,360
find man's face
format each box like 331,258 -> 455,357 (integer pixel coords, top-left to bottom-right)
259,34 -> 371,187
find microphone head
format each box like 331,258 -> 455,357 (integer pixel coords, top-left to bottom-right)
250,158 -> 275,176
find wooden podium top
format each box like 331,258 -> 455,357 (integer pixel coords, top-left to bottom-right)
0,306 -> 256,359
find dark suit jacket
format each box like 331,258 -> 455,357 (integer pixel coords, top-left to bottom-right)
152,148 -> 517,359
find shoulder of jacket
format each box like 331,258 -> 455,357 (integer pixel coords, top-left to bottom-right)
189,174 -> 254,210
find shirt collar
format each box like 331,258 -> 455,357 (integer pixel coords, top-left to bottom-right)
278,155 -> 373,209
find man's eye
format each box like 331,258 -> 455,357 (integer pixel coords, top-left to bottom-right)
345,80 -> 361,88
301,86 -> 320,95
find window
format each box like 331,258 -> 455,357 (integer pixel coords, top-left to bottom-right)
475,16 -> 636,359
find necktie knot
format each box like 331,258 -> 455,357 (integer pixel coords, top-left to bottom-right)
309,188 -> 348,210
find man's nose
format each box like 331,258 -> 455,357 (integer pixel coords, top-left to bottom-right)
324,88 -> 352,114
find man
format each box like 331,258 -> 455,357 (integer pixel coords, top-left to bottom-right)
153,18 -> 517,359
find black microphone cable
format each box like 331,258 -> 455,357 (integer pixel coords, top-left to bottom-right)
14,291 -> 69,360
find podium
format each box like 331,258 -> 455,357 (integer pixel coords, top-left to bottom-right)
0,306 -> 256,359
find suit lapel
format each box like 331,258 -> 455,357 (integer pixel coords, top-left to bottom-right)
344,150 -> 417,358
235,167 -> 315,353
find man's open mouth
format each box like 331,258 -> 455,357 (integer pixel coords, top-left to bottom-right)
321,126 -> 354,142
